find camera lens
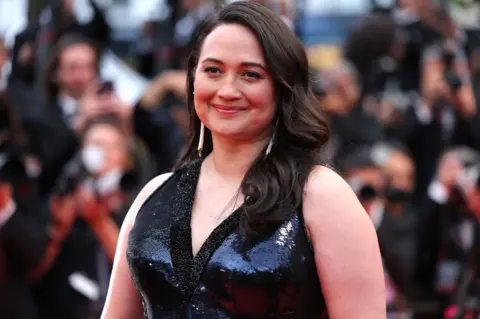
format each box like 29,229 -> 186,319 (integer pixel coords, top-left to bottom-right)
359,184 -> 377,201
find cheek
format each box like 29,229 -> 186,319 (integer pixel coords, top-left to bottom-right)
246,84 -> 275,111
193,75 -> 215,110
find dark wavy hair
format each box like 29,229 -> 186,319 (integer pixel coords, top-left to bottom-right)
177,1 -> 330,235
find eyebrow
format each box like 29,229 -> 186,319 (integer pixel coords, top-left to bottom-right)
201,57 -> 267,71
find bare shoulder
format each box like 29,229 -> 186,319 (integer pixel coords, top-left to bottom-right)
302,165 -> 375,236
303,166 -> 386,318
124,172 -> 174,226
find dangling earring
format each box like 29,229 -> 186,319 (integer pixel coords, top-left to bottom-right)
198,122 -> 205,158
265,119 -> 278,157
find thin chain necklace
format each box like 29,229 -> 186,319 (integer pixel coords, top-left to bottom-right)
209,186 -> 242,225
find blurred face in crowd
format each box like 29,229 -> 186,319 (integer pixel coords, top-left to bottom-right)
193,24 -> 276,143
383,150 -> 415,200
315,68 -> 359,116
82,123 -> 128,177
56,43 -> 97,100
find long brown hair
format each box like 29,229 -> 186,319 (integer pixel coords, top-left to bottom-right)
177,1 -> 330,235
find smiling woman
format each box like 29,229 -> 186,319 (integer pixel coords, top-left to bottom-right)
192,24 -> 275,143
101,2 -> 386,319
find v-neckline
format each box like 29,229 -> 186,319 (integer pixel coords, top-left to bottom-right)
170,159 -> 244,299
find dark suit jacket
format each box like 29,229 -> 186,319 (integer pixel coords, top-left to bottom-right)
414,196 -> 480,306
23,101 -> 79,196
0,178 -> 49,319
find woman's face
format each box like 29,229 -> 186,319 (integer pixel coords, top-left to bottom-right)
193,24 -> 276,143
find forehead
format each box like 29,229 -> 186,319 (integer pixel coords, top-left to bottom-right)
60,44 -> 95,62
85,124 -> 124,142
199,24 -> 265,64
385,151 -> 414,172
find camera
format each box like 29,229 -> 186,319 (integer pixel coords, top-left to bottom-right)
97,81 -> 114,95
348,177 -> 379,201
0,155 -> 27,183
312,80 -> 326,98
442,48 -> 463,93
53,158 -> 88,197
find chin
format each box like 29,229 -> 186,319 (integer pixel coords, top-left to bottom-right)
210,126 -> 245,138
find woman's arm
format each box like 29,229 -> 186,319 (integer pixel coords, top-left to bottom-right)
101,173 -> 173,319
303,166 -> 386,319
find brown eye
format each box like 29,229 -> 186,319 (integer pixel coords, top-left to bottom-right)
204,67 -> 222,74
243,71 -> 261,79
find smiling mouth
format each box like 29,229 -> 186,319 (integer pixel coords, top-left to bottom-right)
212,104 -> 248,114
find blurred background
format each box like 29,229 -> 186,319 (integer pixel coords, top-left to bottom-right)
1,0 -> 480,318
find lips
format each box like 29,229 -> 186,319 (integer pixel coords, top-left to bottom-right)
212,104 -> 247,114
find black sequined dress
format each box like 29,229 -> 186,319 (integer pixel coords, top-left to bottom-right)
127,160 -> 327,318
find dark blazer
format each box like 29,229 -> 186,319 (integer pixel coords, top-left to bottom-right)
23,101 -> 79,196
0,178 -> 49,319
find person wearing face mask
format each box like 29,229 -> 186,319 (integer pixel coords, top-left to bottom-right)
31,116 -> 142,319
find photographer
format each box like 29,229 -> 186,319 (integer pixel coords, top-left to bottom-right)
0,91 -> 48,318
341,143 -> 418,315
415,147 -> 480,318
312,61 -> 384,161
32,116 -> 143,319
403,38 -> 480,201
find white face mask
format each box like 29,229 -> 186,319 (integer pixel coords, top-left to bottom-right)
81,145 -> 105,174
95,169 -> 123,196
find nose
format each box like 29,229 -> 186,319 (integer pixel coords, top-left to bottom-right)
217,77 -> 242,100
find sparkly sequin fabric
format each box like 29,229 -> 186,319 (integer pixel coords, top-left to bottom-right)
127,160 -> 327,318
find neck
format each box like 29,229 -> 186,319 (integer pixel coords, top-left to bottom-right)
206,134 -> 270,180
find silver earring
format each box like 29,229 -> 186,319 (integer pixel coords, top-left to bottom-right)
198,122 -> 205,158
265,120 -> 278,157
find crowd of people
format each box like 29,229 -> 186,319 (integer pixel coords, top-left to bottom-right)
0,0 -> 479,318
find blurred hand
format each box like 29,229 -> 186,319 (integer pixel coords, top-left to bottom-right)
75,186 -> 111,227
423,71 -> 451,104
140,70 -> 187,109
377,98 -> 403,127
162,70 -> 187,97
18,43 -> 35,66
0,182 -> 13,211
50,195 -> 76,239
62,0 -> 74,13
74,83 -> 128,134
435,152 -> 464,191
465,188 -> 480,221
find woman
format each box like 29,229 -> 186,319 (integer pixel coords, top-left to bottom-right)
101,2 -> 385,318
